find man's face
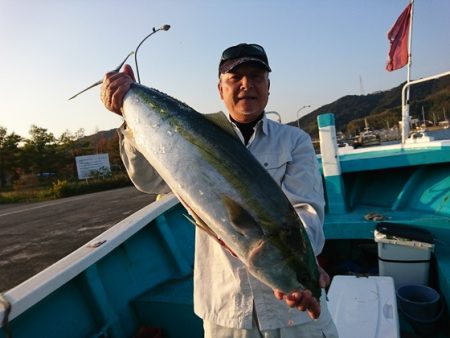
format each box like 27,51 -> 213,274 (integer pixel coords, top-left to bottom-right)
218,63 -> 270,123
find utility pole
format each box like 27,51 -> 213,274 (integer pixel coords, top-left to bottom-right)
359,75 -> 365,95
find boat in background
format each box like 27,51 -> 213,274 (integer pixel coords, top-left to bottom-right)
404,106 -> 437,144
351,118 -> 382,149
406,128 -> 435,143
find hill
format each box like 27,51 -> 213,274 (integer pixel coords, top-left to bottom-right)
86,75 -> 450,143
289,74 -> 450,139
83,128 -> 117,145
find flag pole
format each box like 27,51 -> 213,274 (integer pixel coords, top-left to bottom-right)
399,0 -> 450,144
402,0 -> 414,144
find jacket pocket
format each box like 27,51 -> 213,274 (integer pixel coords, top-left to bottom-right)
256,152 -> 292,184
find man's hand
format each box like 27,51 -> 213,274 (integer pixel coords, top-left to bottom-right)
273,265 -> 330,320
274,288 -> 320,319
100,64 -> 136,115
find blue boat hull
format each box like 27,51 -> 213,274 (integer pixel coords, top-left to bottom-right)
0,197 -> 202,338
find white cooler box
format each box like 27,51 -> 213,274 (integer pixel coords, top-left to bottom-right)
327,275 -> 399,338
374,222 -> 434,287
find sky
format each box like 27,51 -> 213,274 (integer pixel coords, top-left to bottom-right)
1,0 -> 449,139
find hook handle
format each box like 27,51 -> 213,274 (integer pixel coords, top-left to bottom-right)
68,51 -> 135,100
67,23 -> 170,100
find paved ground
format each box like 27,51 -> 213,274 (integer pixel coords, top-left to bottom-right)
0,186 -> 156,292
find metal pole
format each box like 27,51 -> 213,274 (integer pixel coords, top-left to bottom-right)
296,105 -> 311,129
134,25 -> 171,83
402,0 -> 414,144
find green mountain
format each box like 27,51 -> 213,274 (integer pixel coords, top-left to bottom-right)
89,75 -> 450,143
290,74 -> 450,139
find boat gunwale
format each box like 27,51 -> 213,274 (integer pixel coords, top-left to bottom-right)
337,139 -> 450,157
316,140 -> 450,174
0,193 -> 179,327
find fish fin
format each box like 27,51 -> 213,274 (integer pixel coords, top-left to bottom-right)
179,196 -> 238,257
183,213 -> 238,258
183,211 -> 217,238
182,213 -> 199,227
203,112 -> 240,140
222,195 -> 263,237
175,194 -> 217,236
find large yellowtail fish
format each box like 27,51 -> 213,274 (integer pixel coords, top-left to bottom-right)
122,83 -> 320,299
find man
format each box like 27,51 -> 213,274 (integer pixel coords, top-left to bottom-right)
101,43 -> 338,338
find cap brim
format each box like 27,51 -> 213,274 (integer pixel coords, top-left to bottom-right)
219,57 -> 271,74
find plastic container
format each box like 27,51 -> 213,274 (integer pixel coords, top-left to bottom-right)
396,284 -> 443,335
374,222 -> 434,287
327,275 -> 399,338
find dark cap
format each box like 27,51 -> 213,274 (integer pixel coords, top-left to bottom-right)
219,43 -> 271,75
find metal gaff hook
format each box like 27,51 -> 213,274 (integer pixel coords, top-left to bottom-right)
68,51 -> 134,100
68,24 -> 171,100
134,24 -> 171,84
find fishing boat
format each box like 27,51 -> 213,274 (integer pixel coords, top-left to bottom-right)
1,99 -> 450,337
2,3 -> 450,338
405,106 -> 436,144
406,128 -> 435,143
351,119 -> 382,149
351,129 -> 381,148
1,107 -> 449,337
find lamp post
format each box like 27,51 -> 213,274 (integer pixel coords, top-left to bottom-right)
296,105 -> 311,129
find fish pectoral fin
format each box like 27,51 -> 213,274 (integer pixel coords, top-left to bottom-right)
177,196 -> 219,239
222,195 -> 263,237
182,213 -> 238,258
177,193 -> 238,257
183,211 -> 217,238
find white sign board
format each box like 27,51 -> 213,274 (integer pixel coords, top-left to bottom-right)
75,154 -> 111,180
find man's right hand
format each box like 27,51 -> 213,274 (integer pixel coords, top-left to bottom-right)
100,64 -> 136,115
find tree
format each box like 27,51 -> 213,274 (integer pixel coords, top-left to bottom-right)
58,128 -> 92,179
105,132 -> 123,171
21,125 -> 57,175
0,127 -> 22,188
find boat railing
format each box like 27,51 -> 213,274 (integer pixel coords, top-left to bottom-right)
401,70 -> 450,144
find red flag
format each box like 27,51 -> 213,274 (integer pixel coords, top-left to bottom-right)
386,3 -> 412,72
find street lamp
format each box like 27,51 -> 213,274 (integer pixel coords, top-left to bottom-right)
296,105 -> 311,129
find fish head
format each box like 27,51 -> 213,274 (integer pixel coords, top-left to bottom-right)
222,194 -> 321,299
245,225 -> 321,299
